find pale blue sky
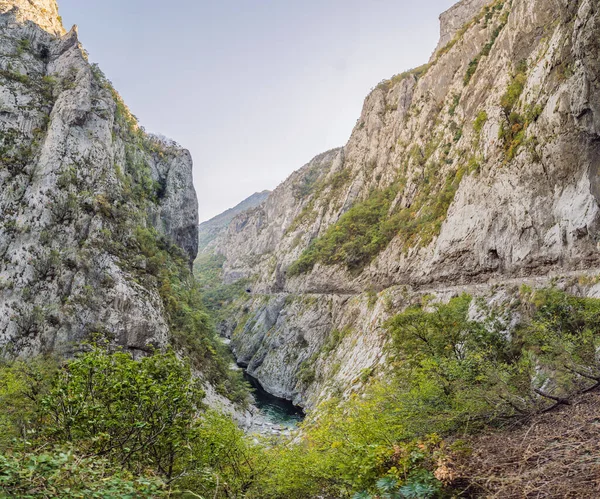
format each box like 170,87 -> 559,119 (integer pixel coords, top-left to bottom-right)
57,0 -> 457,222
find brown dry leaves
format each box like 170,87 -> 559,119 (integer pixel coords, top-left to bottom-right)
450,392 -> 600,498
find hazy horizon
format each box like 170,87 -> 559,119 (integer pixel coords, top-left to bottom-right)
57,0 -> 457,223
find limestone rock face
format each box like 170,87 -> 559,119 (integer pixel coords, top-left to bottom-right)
0,0 -> 65,36
210,0 -> 600,408
0,2 -> 198,356
434,0 -> 491,55
147,138 -> 199,264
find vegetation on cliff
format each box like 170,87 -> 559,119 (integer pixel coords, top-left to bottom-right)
288,161 -> 466,275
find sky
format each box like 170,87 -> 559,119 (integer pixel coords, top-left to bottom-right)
57,0 -> 457,223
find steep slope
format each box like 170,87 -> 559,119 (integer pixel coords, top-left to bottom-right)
198,190 -> 270,252
0,0 -> 199,357
209,0 -> 600,408
453,391 -> 600,496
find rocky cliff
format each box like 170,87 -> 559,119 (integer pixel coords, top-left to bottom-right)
0,0 -> 199,357
434,0 -> 491,55
198,190 -> 271,253
208,0 -> 600,409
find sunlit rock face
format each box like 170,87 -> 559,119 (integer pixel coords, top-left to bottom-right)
0,1 -> 198,357
434,0 -> 491,55
209,0 -> 600,409
0,0 -> 65,36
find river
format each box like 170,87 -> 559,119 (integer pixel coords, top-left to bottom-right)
243,371 -> 305,429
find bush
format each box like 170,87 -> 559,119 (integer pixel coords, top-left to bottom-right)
497,62 -> 535,160
0,447 -> 166,498
473,111 -> 488,135
41,347 -> 205,479
0,347 -> 258,498
500,62 -> 527,114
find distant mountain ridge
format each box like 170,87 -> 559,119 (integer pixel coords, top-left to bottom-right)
198,191 -> 271,251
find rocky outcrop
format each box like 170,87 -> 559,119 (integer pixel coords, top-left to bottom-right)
147,137 -> 199,264
214,148 -> 341,285
0,0 -> 64,36
209,0 -> 600,409
0,0 -> 198,357
434,0 -> 491,55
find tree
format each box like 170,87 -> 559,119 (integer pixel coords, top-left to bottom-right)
41,347 -> 205,480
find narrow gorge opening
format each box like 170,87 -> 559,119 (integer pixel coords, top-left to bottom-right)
242,370 -> 305,428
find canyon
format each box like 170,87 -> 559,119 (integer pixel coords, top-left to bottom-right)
2,0 -> 600,495
201,0 -> 600,410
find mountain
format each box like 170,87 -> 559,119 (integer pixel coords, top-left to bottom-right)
198,191 -> 271,252
0,0 -> 198,357
3,0 -> 600,496
207,0 -> 600,408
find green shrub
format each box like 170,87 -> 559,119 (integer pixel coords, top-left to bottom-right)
497,62 -> 536,160
41,347 -> 205,478
16,38 -> 30,56
473,110 -> 488,135
500,61 -> 527,114
0,447 -> 166,498
464,56 -> 481,85
448,93 -> 461,116
0,348 -> 259,498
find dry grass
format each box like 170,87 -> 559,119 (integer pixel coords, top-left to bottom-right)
450,392 -> 600,498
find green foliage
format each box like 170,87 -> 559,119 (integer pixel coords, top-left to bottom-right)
322,327 -> 352,355
0,68 -> 31,85
294,164 -> 324,199
287,165 -> 353,234
176,410 -> 261,497
289,161 -> 466,275
354,475 -> 439,499
497,61 -> 537,161
0,348 -> 258,499
377,64 -> 430,92
194,253 -> 249,319
0,358 -> 57,450
298,360 -> 317,385
41,347 -> 205,479
288,185 -> 399,275
473,111 -> 488,135
448,94 -> 460,116
16,38 -> 30,56
500,61 -> 528,114
387,288 -> 600,423
464,57 -> 481,86
249,287 -> 599,498
463,17 -> 506,86
3,287 -> 599,498
134,228 -> 248,404
248,392 -> 444,498
517,287 -> 600,396
0,447 -> 166,498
